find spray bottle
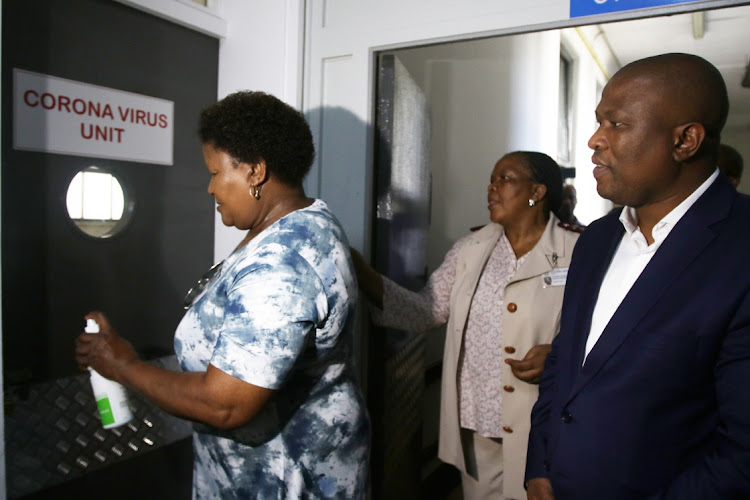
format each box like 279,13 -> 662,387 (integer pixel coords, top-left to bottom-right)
85,318 -> 134,428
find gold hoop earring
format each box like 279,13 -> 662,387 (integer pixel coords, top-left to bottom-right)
250,185 -> 261,200
528,199 -> 536,207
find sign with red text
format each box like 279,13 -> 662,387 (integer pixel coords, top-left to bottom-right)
13,68 -> 174,165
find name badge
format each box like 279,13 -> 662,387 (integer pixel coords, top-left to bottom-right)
542,267 -> 568,287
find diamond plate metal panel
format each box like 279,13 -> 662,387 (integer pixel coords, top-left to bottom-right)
382,332 -> 425,497
5,356 -> 192,499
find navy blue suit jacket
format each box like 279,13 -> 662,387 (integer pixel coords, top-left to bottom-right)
526,175 -> 750,499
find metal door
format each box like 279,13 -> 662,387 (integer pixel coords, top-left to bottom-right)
369,53 -> 431,499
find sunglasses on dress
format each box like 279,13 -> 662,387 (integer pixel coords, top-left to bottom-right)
183,260 -> 224,309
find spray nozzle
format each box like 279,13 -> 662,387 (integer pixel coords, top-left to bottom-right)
85,318 -> 100,334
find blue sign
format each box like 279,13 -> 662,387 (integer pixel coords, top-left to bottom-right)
571,0 -> 703,18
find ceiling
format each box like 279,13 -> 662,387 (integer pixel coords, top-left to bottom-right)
597,4 -> 750,130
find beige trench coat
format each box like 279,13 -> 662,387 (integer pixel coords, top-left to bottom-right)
438,215 -> 579,499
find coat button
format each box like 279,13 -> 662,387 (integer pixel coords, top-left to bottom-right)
561,410 -> 573,423
507,302 -> 517,312
503,385 -> 515,392
504,346 -> 516,354
503,426 -> 513,433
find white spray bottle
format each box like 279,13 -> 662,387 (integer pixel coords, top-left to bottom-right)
85,318 -> 134,428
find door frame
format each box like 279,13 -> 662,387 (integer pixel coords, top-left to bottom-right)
301,0 -> 749,492
302,0 -> 748,253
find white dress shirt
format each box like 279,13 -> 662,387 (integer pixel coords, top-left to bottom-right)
583,169 -> 719,362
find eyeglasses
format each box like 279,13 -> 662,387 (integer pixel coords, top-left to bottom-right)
183,260 -> 224,309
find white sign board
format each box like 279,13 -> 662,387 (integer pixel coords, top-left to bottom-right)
13,68 -> 174,165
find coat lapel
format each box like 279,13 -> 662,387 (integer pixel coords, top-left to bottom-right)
510,215 -> 570,284
566,177 -> 734,402
451,224 -> 501,356
461,224 -> 502,279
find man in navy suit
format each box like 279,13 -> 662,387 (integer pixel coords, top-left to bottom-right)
525,53 -> 750,499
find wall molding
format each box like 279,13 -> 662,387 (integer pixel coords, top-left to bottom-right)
113,0 -> 226,38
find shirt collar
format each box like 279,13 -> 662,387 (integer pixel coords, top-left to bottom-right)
619,168 -> 719,249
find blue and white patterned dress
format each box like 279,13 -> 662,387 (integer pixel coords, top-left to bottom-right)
174,199 -> 370,499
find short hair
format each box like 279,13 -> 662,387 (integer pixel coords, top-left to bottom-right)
199,91 -> 315,186
509,151 -> 563,216
617,53 -> 728,161
718,143 -> 744,181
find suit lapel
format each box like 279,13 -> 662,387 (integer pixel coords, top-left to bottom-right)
566,177 -> 734,402
568,214 -> 624,376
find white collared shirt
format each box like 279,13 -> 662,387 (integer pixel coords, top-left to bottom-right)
583,169 -> 719,362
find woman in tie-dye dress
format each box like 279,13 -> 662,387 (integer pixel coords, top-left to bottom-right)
75,91 -> 370,499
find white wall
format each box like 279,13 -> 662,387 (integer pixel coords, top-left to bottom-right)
305,1 -> 569,255
561,27 -> 617,224
396,32 -> 562,277
396,27 -> 618,276
213,0 -> 304,261
304,0 -> 730,255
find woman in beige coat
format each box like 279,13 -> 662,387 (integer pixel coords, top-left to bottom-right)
352,151 -> 581,499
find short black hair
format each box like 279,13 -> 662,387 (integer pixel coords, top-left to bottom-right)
510,151 -> 563,217
199,91 -> 315,186
618,53 -> 729,161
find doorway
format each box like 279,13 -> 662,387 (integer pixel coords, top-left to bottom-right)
365,4 -> 750,497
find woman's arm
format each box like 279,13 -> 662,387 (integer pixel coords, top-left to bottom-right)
350,238 -> 465,332
350,247 -> 383,309
124,363 -> 273,430
76,311 -> 274,430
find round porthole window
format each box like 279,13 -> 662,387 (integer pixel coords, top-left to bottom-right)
65,167 -> 134,238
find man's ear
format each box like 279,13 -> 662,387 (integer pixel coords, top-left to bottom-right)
673,122 -> 706,162
246,159 -> 268,187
